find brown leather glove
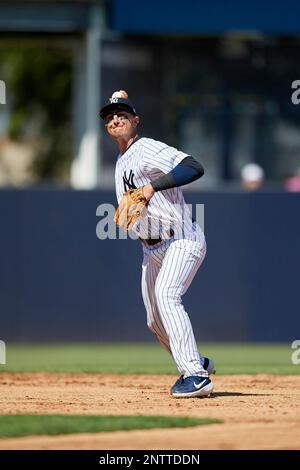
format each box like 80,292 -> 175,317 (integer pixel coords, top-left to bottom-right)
114,187 -> 148,231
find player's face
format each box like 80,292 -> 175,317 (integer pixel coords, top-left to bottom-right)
104,110 -> 139,140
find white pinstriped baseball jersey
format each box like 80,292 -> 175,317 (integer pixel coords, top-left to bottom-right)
115,137 -> 199,240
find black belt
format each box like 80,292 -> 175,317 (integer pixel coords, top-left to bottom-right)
140,229 -> 174,247
140,237 -> 162,247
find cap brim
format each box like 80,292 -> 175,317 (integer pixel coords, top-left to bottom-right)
99,102 -> 136,119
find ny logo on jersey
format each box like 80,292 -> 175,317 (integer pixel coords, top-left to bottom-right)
123,170 -> 137,192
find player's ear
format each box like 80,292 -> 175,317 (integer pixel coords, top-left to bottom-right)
133,115 -> 140,127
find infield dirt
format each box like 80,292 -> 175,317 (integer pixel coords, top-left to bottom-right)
0,373 -> 299,449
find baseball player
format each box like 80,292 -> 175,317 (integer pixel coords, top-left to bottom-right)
100,90 -> 215,398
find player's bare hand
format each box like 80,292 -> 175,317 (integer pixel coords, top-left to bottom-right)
142,183 -> 155,202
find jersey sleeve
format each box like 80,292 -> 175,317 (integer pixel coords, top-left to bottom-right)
141,139 -> 189,175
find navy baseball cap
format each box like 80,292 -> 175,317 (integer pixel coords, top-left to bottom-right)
99,96 -> 137,119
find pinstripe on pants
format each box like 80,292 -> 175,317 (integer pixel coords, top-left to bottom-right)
141,234 -> 207,377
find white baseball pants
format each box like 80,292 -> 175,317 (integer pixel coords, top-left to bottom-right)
141,231 -> 207,377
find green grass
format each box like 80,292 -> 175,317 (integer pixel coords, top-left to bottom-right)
0,415 -> 221,438
0,343 -> 299,375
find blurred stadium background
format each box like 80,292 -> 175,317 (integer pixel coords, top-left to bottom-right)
1,0 -> 300,344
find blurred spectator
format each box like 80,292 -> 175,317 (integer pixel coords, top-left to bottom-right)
284,168 -> 300,192
240,163 -> 265,191
0,136 -> 34,186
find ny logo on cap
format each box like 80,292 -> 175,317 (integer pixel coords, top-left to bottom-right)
109,97 -> 120,103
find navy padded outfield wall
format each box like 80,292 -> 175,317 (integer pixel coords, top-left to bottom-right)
0,189 -> 299,342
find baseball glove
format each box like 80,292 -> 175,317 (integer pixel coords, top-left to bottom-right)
114,187 -> 148,231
